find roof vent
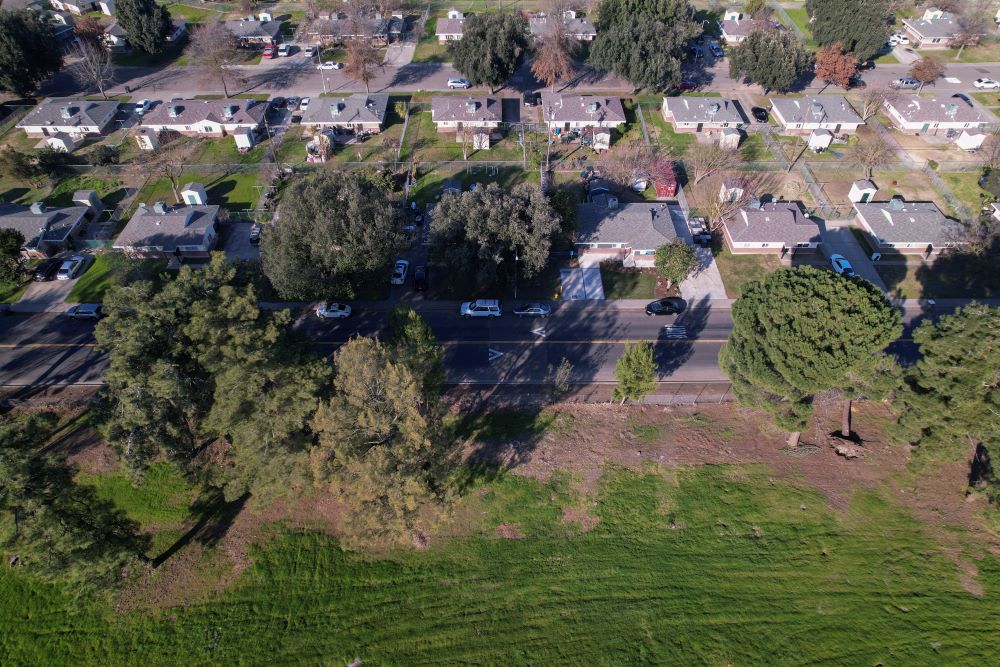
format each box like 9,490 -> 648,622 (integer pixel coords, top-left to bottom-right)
168,105 -> 181,118
60,106 -> 75,120
810,103 -> 824,118
607,195 -> 618,209
30,202 -> 45,215
465,100 -> 477,113
708,103 -> 720,115
889,196 -> 905,210
223,105 -> 237,120
586,101 -> 599,114
153,202 -> 167,214
945,103 -> 958,116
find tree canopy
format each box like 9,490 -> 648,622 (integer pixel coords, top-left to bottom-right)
728,29 -> 813,93
449,13 -> 528,92
589,0 -> 702,91
0,9 -> 63,97
720,267 -> 901,445
654,241 -> 697,288
429,182 -> 561,293
261,170 -> 404,301
805,0 -> 891,62
613,341 -> 657,404
0,228 -> 24,283
116,0 -> 172,55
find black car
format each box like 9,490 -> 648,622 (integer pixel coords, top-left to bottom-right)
645,297 -> 687,316
33,258 -> 60,281
523,92 -> 540,107
751,107 -> 769,124
248,224 -> 262,245
413,266 -> 427,291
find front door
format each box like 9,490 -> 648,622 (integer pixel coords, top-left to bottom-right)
920,123 -> 930,134
860,192 -> 870,203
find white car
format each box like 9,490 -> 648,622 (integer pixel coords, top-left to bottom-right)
447,77 -> 471,89
830,254 -> 856,278
66,304 -> 102,320
315,302 -> 351,319
300,97 -> 310,112
135,99 -> 153,115
974,78 -> 1000,90
56,255 -> 86,280
303,45 -> 317,57
390,259 -> 409,285
460,299 -> 501,318
317,61 -> 343,70
277,44 -> 290,57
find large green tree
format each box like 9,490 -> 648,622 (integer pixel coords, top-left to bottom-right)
896,304 -> 1000,465
449,13 -> 528,92
654,241 -> 697,289
0,228 -> 24,283
728,30 -> 813,93
115,0 -> 172,55
261,170 -> 404,301
805,0 -> 891,62
429,182 -> 561,293
386,305 -> 445,401
613,341 -> 657,404
589,0 -> 702,91
0,9 -> 63,97
720,267 -> 901,447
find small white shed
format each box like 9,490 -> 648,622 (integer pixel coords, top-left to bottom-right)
808,129 -> 833,152
592,128 -> 611,151
447,7 -> 463,19
181,182 -> 208,206
956,130 -> 986,152
848,179 -> 877,204
135,127 -> 159,151
36,132 -> 83,153
234,127 -> 256,152
719,127 -> 742,149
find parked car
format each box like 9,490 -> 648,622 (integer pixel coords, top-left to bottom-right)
512,302 -> 551,318
460,299 -> 501,318
248,224 -> 262,245
268,96 -> 285,114
413,266 -> 427,291
673,80 -> 698,92
56,255 -> 86,281
263,45 -> 275,58
750,106 -> 769,123
447,77 -> 471,89
858,59 -> 875,71
317,61 -> 342,70
390,259 -> 409,285
315,302 -> 351,319
710,44 -> 724,58
32,258 -> 60,281
277,43 -> 290,57
889,77 -> 920,90
134,99 -> 153,115
523,92 -> 540,107
974,78 -> 1000,90
644,297 -> 687,316
848,75 -> 867,90
303,45 -> 317,57
830,254 -> 856,278
300,97 -> 310,112
65,304 -> 102,320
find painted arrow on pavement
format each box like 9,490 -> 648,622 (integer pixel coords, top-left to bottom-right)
531,327 -> 547,338
488,348 -> 504,362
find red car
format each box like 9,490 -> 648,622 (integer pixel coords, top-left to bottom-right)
673,80 -> 698,92
263,45 -> 275,58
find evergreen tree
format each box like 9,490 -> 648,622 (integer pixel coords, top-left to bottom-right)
613,342 -> 657,404
450,13 -> 528,92
720,267 -> 900,447
115,0 -> 172,55
0,9 -> 63,96
386,305 -> 445,401
805,0 -> 891,62
0,228 -> 24,283
654,241 -> 698,289
728,30 -> 813,93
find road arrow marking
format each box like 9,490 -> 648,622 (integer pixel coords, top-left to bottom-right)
531,327 -> 547,338
488,348 -> 504,362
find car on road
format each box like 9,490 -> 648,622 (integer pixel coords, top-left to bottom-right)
523,92 -> 540,107
847,75 -> 866,90
830,254 -> 856,278
447,77 -> 471,89
413,266 -> 427,291
277,44 -> 290,57
512,302 -> 551,318
460,299 -> 501,318
391,259 -> 409,285
248,223 -> 262,245
974,78 -> 1000,90
710,44 -> 724,58
303,45 -> 317,57
65,304 -> 102,320
889,77 -> 920,90
750,106 -> 769,123
317,61 -> 343,70
300,97 -> 310,112
56,255 -> 86,281
315,302 -> 351,319
644,297 -> 687,316
33,258 -> 61,281
134,99 -> 153,115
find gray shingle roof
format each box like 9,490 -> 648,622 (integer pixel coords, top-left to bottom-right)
0,203 -> 88,251
769,96 -> 863,126
723,202 -> 819,244
223,19 -> 282,40
902,17 -> 958,40
436,18 -> 464,35
529,16 -> 596,37
719,18 -> 754,38
115,203 -> 220,251
17,98 -> 119,131
300,93 -> 389,127
140,98 -> 266,127
853,200 -> 964,245
886,96 -> 996,125
541,94 -> 626,124
576,201 -> 683,249
663,97 -> 744,124
431,96 -> 501,123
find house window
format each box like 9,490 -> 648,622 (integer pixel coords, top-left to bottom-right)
795,242 -> 810,247
596,243 -> 616,249
760,243 -> 769,247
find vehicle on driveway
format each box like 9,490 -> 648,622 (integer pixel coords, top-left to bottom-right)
447,77 -> 471,89
285,96 -> 301,110
317,61 -> 343,70
391,259 -> 409,285
300,97 -> 310,112
135,99 -> 153,115
513,302 -> 551,318
974,78 -> 1000,90
263,45 -> 275,58
315,302 -> 351,319
710,44 -> 724,58
889,77 -> 920,90
413,266 -> 427,291
33,258 -> 60,281
830,254 -> 856,278
461,299 -> 501,318
303,45 -> 317,57
750,106 -> 769,123
249,224 -> 262,245
645,297 -> 687,316
65,304 -> 102,320
277,44 -> 290,57
56,255 -> 86,281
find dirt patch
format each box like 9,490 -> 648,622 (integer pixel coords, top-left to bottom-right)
495,523 -> 524,539
562,506 -> 600,533
66,438 -> 117,475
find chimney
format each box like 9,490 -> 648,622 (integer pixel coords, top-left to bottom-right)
223,105 -> 236,120
60,106 -> 75,120
168,105 -> 181,118
30,202 -> 45,215
153,201 -> 167,214
708,103 -> 720,116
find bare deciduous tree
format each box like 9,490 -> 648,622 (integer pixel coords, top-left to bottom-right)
857,87 -> 895,121
706,172 -> 780,230
344,39 -> 384,93
531,27 -> 575,91
979,134 -> 1000,172
908,56 -> 945,93
599,141 -> 662,190
853,135 -> 894,179
73,40 -> 115,100
74,15 -> 105,49
953,0 -> 992,60
684,143 -> 743,185
188,20 -> 243,98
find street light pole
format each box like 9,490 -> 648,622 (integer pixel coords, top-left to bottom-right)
514,253 -> 519,300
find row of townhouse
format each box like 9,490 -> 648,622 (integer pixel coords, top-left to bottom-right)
434,8 -> 596,43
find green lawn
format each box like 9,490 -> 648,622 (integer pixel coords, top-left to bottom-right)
76,462 -> 197,528
66,255 -> 168,303
600,267 -> 656,299
161,1 -> 220,23
3,464 -> 999,663
28,174 -> 129,208
413,17 -> 451,63
712,240 -> 783,299
398,109 -> 524,162
940,171 -> 991,215
0,278 -> 30,304
643,107 -> 694,155
779,7 -> 817,47
192,136 -> 270,165
133,171 -> 263,214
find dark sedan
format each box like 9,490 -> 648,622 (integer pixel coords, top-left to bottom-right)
512,302 -> 551,318
33,258 -> 60,281
645,297 -> 687,316
751,107 -> 769,123
413,266 -> 427,291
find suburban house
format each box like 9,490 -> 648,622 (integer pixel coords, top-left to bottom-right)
49,0 -> 97,15
902,9 -> 960,49
16,98 -> 119,138
721,199 -> 821,255
529,10 -> 597,41
661,97 -> 745,133
430,96 -> 502,132
140,99 -> 266,147
576,197 -> 685,267
114,197 -> 221,259
98,0 -> 113,15
224,18 -> 283,46
308,14 -> 404,46
0,192 -> 101,257
853,197 -> 966,258
769,96 -> 864,135
883,96 -> 997,135
300,93 -> 389,133
717,9 -> 755,44
541,94 -> 626,131
436,8 -> 465,42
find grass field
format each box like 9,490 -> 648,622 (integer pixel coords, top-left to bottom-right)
600,267 -> 656,299
712,239 -> 782,299
2,464 -> 999,664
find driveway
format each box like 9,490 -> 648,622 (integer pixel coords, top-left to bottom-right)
14,277 -> 77,313
220,220 -> 261,261
668,205 -> 728,301
818,220 -> 888,292
384,42 -> 416,67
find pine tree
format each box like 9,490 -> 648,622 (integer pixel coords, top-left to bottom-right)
613,342 -> 657,404
115,0 -> 172,55
386,305 -> 445,401
728,30 -> 813,93
0,9 -> 63,96
806,0 -> 891,62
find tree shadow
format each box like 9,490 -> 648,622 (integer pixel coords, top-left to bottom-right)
152,490 -> 250,567
455,405 -> 559,493
386,62 -> 444,90
654,294 -> 710,377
